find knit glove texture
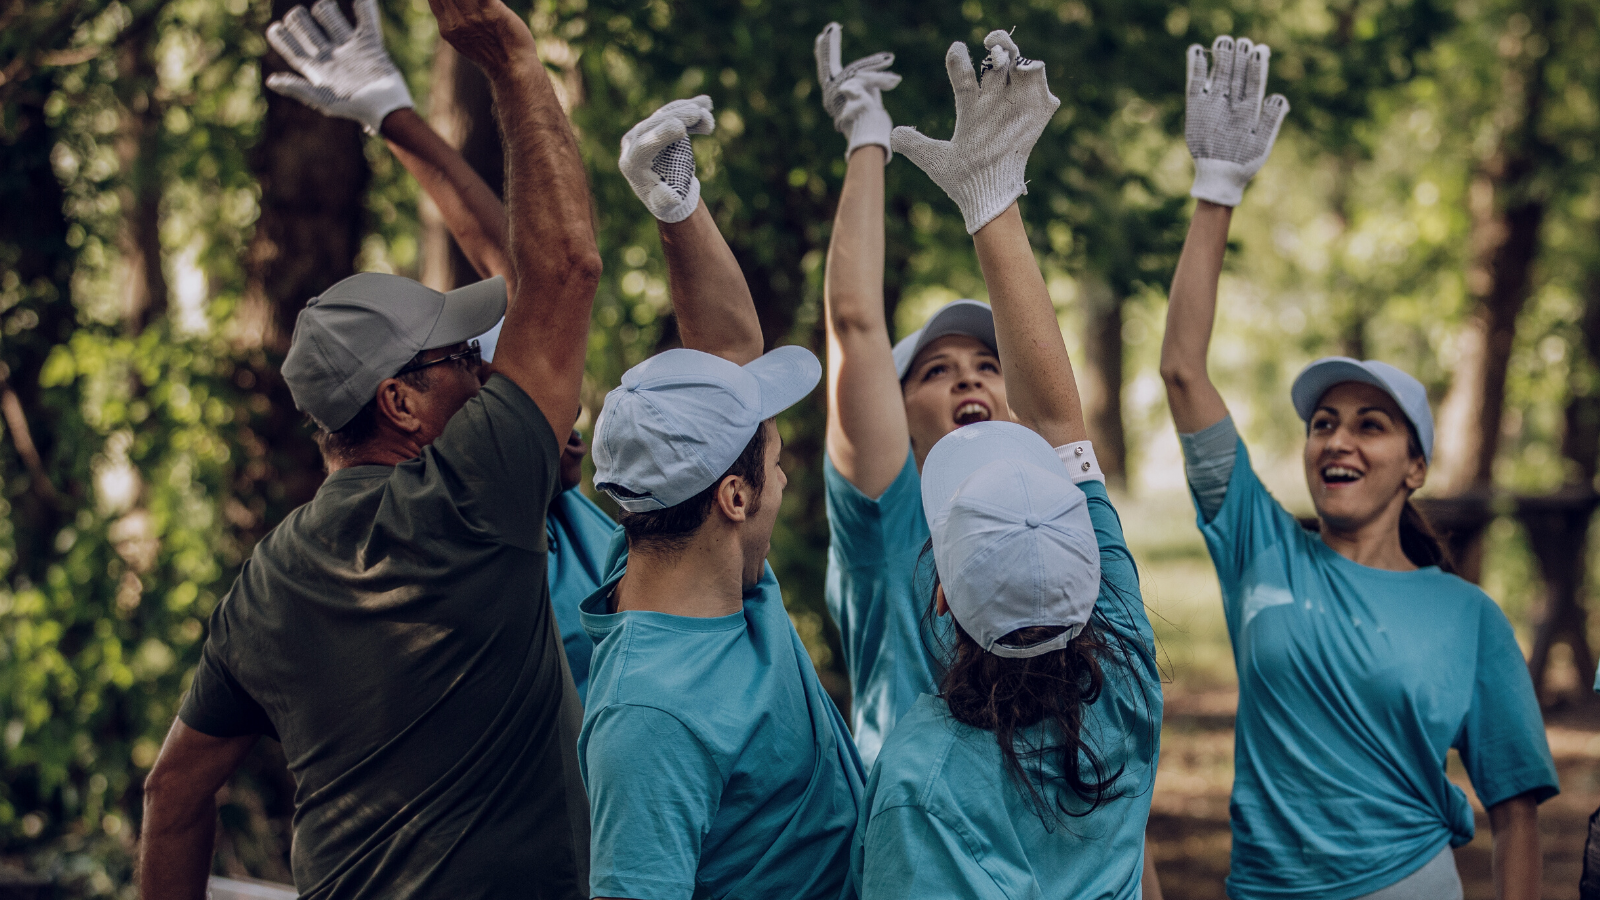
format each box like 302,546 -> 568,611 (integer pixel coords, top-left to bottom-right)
891,30 -> 1060,234
814,22 -> 901,160
1185,35 -> 1290,207
265,0 -> 413,135
619,96 -> 715,224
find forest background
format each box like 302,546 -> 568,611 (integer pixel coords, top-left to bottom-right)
2,0 -> 1599,895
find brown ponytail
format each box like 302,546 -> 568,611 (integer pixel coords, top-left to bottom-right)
1399,499 -> 1453,573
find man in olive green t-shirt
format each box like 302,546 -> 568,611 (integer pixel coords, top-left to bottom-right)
135,1 -> 602,897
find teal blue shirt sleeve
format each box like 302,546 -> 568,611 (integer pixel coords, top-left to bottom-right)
859,804 -> 1005,900
1453,599 -> 1559,807
1195,439 -> 1304,636
585,704 -> 723,900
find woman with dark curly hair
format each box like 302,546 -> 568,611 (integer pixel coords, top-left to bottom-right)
852,29 -> 1162,900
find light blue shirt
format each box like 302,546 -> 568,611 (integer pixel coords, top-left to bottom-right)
1196,440 -> 1558,900
546,488 -> 617,704
578,543 -> 865,900
853,481 -> 1161,900
824,452 -> 948,768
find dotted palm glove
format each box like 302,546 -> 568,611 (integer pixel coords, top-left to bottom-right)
619,96 -> 715,224
1185,35 -> 1290,207
265,0 -> 413,135
891,30 -> 1060,235
814,23 -> 901,161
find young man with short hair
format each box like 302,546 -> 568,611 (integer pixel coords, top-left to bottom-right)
136,0 -> 601,897
575,99 -> 864,900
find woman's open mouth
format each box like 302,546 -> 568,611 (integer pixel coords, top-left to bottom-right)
954,400 -> 992,427
1321,464 -> 1363,486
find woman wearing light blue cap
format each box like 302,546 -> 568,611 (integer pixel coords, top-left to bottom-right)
1160,35 -> 1557,900
852,30 -> 1163,900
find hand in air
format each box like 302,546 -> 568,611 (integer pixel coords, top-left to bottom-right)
814,22 -> 901,160
265,0 -> 412,135
891,30 -> 1060,234
1184,35 -> 1290,207
619,96 -> 716,224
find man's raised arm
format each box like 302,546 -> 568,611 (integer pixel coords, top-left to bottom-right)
428,0 -> 601,437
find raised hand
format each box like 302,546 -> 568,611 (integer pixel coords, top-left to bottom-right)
619,96 -> 716,224
891,30 -> 1060,234
265,0 -> 412,134
814,22 -> 901,160
1185,35 -> 1289,207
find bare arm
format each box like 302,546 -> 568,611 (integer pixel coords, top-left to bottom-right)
824,146 -> 910,497
382,107 -> 512,285
137,720 -> 259,900
658,199 -> 762,365
971,203 -> 1086,447
1159,198 -> 1235,437
1488,793 -> 1540,900
429,0 -> 601,438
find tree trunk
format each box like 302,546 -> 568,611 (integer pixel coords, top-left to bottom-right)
229,0 -> 370,543
1431,1 -> 1556,500
113,9 -> 168,333
419,41 -> 503,291
1079,272 -> 1127,490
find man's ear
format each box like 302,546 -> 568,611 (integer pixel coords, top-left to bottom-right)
374,378 -> 425,434
714,474 -> 752,524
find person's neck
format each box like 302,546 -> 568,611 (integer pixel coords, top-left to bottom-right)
1317,502 -> 1416,571
613,527 -> 747,618
326,434 -> 427,472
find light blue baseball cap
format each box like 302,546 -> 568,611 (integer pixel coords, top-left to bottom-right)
891,299 -> 997,380
1290,357 -> 1434,463
593,346 -> 821,513
920,421 -> 1102,659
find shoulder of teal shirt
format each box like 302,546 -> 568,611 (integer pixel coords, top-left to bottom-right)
824,449 -> 928,567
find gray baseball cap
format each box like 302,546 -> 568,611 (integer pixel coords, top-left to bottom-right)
1290,357 -> 1434,463
892,299 -> 998,380
283,273 -> 506,432
921,421 -> 1101,659
592,346 -> 822,513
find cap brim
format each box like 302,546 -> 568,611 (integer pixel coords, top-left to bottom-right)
424,276 -> 508,350
920,421 -> 1067,531
893,300 -> 997,379
1290,357 -> 1394,422
746,345 -> 822,421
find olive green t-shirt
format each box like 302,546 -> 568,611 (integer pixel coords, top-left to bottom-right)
180,375 -> 589,900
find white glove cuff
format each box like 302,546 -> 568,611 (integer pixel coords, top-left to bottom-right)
652,175 -> 701,224
959,166 -> 1026,235
1190,159 -> 1250,208
355,80 -> 414,135
845,107 -> 893,162
1055,441 -> 1104,484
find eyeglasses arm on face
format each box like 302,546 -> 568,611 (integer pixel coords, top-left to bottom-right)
395,340 -> 481,376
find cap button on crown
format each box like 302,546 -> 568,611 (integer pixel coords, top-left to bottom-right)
1024,515 -> 1041,528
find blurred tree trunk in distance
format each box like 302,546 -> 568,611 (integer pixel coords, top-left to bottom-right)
1432,0 -> 1557,513
419,41 -> 504,292
1080,273 -> 1127,490
113,6 -> 169,334
231,0 -> 370,542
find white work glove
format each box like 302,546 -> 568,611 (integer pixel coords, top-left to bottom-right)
814,22 -> 901,161
265,0 -> 412,135
619,96 -> 715,224
1185,35 -> 1290,207
891,30 -> 1060,234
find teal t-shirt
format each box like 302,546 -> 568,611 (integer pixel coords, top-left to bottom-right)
823,451 -> 947,768
545,488 -> 617,704
1197,440 -> 1559,900
578,543 -> 865,900
852,480 -> 1161,900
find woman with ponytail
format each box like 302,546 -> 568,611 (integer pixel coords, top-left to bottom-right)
853,30 -> 1162,899
1161,34 -> 1557,900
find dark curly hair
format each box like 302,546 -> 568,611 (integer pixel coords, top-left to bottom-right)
919,544 -> 1156,828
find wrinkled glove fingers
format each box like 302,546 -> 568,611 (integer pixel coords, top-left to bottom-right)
266,21 -> 316,66
1239,41 -> 1271,114
1209,35 -> 1236,98
982,28 -> 1020,71
852,70 -> 902,95
1186,44 -> 1210,98
838,50 -> 895,82
352,0 -> 383,36
1228,38 -> 1255,106
1255,93 -> 1289,143
943,41 -> 979,104
265,72 -> 335,109
282,7 -> 333,57
815,22 -> 843,80
310,0 -> 355,44
626,118 -> 690,170
890,126 -> 949,173
679,95 -> 716,135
